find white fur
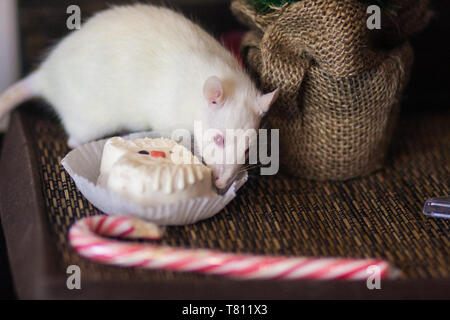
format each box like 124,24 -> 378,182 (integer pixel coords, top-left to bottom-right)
0,73 -> 37,118
0,4 -> 278,187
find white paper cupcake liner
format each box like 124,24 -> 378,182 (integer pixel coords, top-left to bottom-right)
61,132 -> 248,225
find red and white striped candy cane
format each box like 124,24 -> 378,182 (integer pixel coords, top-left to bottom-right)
69,216 -> 399,280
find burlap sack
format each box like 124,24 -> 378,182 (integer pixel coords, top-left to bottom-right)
231,0 -> 430,180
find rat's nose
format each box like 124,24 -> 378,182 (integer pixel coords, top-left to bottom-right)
211,166 -> 233,189
214,176 -> 228,189
211,167 -> 223,187
212,169 -> 227,189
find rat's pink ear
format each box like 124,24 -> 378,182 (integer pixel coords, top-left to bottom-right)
256,89 -> 279,116
203,76 -> 225,107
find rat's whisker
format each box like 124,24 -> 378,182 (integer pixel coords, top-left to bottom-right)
242,164 -> 263,170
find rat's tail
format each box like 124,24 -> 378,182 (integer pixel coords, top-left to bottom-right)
0,72 -> 40,119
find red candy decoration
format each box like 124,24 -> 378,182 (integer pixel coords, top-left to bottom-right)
151,150 -> 166,158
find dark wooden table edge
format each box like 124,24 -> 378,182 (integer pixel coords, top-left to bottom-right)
0,109 -> 449,300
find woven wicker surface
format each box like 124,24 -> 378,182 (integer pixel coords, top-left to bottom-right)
32,108 -> 449,282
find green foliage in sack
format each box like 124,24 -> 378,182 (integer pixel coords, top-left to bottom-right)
249,0 -> 399,14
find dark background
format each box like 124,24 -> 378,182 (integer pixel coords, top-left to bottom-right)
0,0 -> 449,299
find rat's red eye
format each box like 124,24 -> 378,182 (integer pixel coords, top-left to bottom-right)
214,134 -> 225,147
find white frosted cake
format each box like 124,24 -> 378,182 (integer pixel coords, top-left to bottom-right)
97,137 -> 214,206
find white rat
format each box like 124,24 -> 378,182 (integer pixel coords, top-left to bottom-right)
0,4 -> 278,188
